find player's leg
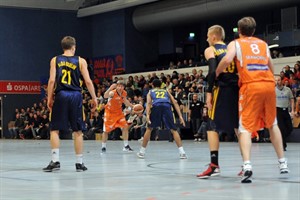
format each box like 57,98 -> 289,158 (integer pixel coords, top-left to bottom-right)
121,125 -> 134,152
73,130 -> 87,171
137,127 -> 152,158
264,83 -> 289,174
163,106 -> 187,159
170,129 -> 187,159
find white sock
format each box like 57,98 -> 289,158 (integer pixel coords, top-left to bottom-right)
278,158 -> 286,163
140,147 -> 146,154
102,143 -> 106,148
243,161 -> 252,170
76,154 -> 83,164
124,140 -> 129,147
178,146 -> 185,154
51,149 -> 59,162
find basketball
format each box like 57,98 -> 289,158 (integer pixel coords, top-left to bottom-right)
133,104 -> 144,114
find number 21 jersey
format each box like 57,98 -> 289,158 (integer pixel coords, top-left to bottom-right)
55,55 -> 82,93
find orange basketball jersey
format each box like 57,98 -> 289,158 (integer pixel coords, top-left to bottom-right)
105,89 -> 127,113
234,37 -> 274,85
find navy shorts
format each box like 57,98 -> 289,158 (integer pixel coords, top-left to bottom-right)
149,104 -> 177,130
50,90 -> 84,131
209,85 -> 239,135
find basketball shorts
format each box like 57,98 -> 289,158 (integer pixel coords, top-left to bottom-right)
103,110 -> 128,133
149,104 -> 177,130
239,82 -> 277,133
208,85 -> 239,134
50,90 -> 84,131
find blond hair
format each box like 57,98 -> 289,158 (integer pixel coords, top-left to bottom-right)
208,25 -> 225,40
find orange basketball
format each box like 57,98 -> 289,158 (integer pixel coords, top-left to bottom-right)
133,104 -> 144,114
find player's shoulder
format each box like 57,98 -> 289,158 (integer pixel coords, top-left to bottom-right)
204,46 -> 215,53
122,90 -> 127,97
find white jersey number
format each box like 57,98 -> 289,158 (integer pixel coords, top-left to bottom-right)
250,44 -> 260,54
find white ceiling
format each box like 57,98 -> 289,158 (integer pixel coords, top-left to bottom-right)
0,0 -> 86,11
0,0 -> 159,12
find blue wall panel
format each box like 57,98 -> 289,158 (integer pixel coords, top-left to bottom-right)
0,8 -> 92,81
124,9 -> 158,73
91,10 -> 125,57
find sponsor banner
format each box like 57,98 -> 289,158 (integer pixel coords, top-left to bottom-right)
0,81 -> 41,94
91,54 -> 125,79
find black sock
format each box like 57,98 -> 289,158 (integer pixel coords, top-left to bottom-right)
210,151 -> 219,166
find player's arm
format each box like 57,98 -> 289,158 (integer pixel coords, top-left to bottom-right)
204,47 -> 217,110
79,57 -> 98,111
267,49 -> 274,74
123,97 -> 133,109
104,83 -> 117,98
167,90 -> 185,127
146,91 -> 152,124
216,41 -> 236,77
188,108 -> 191,121
205,46 -> 217,94
47,57 -> 56,111
289,88 -> 295,115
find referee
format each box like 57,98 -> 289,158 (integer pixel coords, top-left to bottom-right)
275,76 -> 295,151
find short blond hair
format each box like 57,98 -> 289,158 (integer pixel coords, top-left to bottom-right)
208,25 -> 225,40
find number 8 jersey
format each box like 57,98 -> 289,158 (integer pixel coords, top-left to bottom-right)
54,55 -> 82,93
235,37 -> 274,85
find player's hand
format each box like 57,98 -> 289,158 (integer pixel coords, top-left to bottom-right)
179,117 -> 186,127
110,83 -> 117,90
290,111 -> 295,118
47,99 -> 53,112
146,116 -> 151,124
90,98 -> 98,112
206,93 -> 213,110
206,101 -> 213,110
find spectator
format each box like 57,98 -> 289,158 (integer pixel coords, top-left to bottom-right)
188,94 -> 204,141
38,113 -> 50,139
188,59 -> 195,67
182,59 -> 188,68
138,75 -> 146,89
84,111 -> 103,140
168,61 -> 176,69
9,113 -> 24,139
284,65 -> 294,79
178,73 -> 186,88
294,63 -> 300,80
19,112 -> 35,139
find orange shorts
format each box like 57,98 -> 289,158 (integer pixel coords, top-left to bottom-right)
239,82 -> 277,133
103,110 -> 128,133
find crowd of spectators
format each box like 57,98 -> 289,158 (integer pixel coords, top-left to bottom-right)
279,61 -> 300,116
8,59 -> 300,141
8,100 -> 50,139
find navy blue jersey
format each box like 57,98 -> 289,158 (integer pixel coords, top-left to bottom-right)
148,88 -> 176,130
55,55 -> 82,93
150,88 -> 171,106
214,43 -> 238,86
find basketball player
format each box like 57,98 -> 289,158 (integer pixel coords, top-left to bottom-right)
137,79 -> 187,159
216,17 -> 289,183
197,25 -> 239,179
43,36 -> 97,172
101,81 -> 134,153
